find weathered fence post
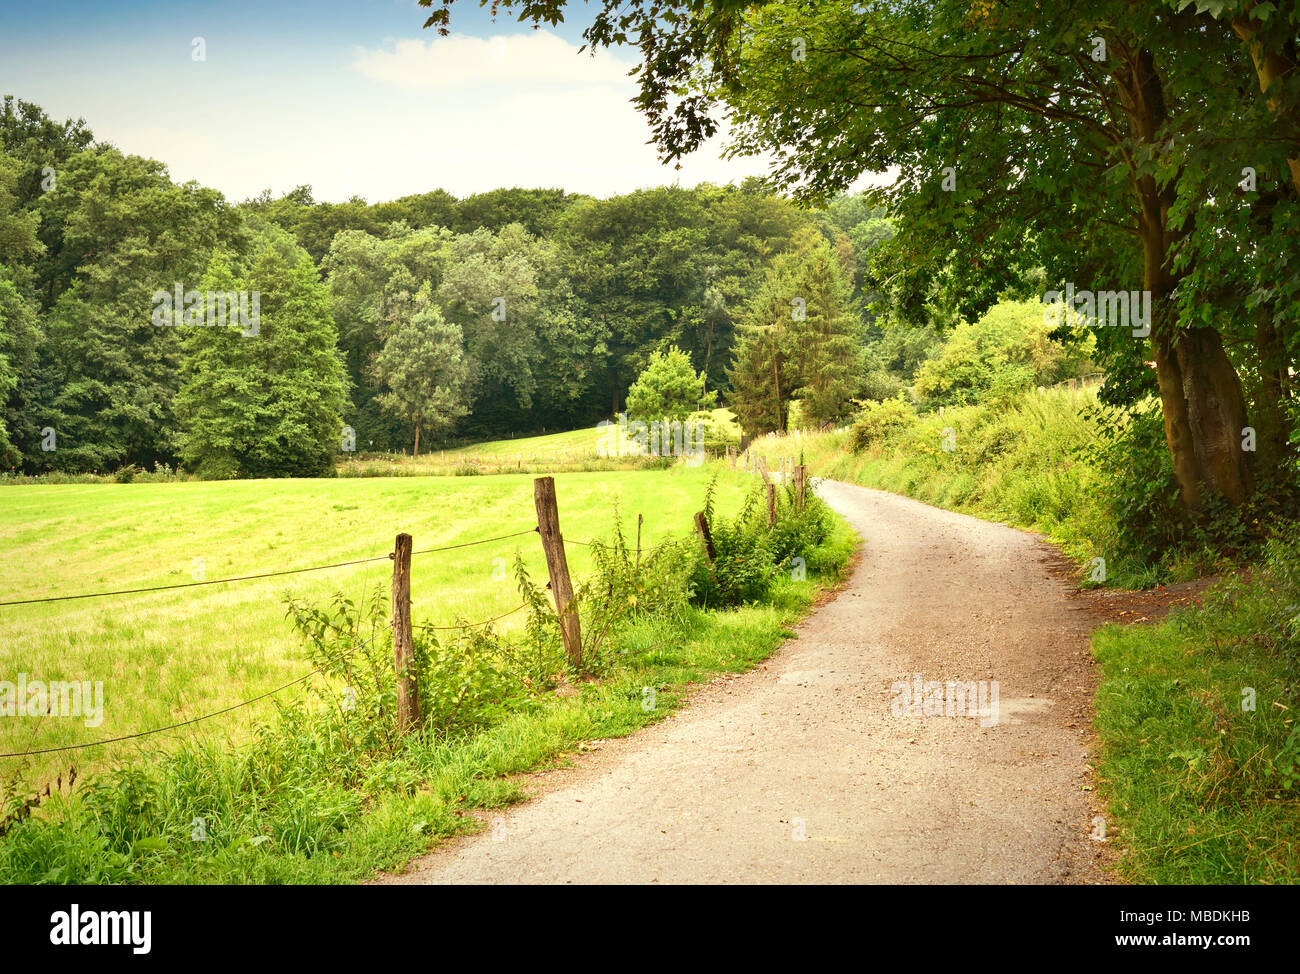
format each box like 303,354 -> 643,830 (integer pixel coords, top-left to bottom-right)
794,465 -> 807,511
758,455 -> 770,485
534,476 -> 582,667
766,483 -> 777,527
391,533 -> 419,735
694,511 -> 717,562
636,512 -> 643,570
728,445 -> 735,469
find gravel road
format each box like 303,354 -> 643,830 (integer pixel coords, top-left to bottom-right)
378,480 -> 1108,884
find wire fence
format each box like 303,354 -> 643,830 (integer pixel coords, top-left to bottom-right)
0,521 -> 577,762
0,527 -> 539,608
0,627 -> 391,759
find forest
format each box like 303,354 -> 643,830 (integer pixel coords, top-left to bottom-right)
0,94 -> 924,478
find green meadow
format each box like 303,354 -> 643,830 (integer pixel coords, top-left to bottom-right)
0,464 -> 757,794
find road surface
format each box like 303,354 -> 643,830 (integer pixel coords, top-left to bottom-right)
379,480 -> 1107,884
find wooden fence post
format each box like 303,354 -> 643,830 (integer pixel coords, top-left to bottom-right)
758,455 -> 770,485
728,445 -> 735,469
766,483 -> 777,527
794,465 -> 807,511
636,513 -> 643,570
534,476 -> 582,668
391,533 -> 419,735
694,511 -> 717,562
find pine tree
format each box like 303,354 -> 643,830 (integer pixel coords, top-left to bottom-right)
725,230 -> 860,434
792,239 -> 860,426
726,257 -> 801,434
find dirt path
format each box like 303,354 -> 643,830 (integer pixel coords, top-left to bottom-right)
379,480 -> 1108,884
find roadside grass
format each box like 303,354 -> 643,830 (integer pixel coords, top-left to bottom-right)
748,387 -> 1161,587
0,465 -> 756,794
0,497 -> 857,883
1092,568 -> 1300,883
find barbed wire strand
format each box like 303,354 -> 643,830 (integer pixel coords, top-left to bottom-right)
0,627 -> 389,759
411,595 -> 538,632
0,527 -> 539,608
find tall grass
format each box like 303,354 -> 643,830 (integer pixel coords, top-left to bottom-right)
749,387 -> 1151,584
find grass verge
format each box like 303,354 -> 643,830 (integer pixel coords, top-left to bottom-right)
1092,538 -> 1300,884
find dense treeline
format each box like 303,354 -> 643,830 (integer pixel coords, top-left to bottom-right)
0,95 -> 908,474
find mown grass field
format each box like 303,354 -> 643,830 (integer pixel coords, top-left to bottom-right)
336,408 -> 743,478
0,464 -> 758,795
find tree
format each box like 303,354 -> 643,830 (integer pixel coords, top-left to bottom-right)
787,230 -> 860,426
437,223 -> 547,418
37,147 -> 245,471
727,254 -> 802,435
424,0 -> 1298,516
626,345 -> 715,422
0,145 -> 43,468
325,223 -> 452,452
727,231 -> 860,433
0,272 -> 39,468
0,96 -> 94,310
174,232 -> 350,478
555,187 -> 713,413
372,285 -> 469,457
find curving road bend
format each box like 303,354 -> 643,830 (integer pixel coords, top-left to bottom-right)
379,479 -> 1107,885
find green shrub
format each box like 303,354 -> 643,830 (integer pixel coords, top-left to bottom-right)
913,299 -> 1093,409
688,412 -> 741,453
851,394 -> 916,451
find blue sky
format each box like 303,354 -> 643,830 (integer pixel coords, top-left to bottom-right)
0,0 -> 783,202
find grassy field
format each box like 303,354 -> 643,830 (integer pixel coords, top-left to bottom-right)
0,464 -> 758,795
336,409 -> 743,477
0,453 -> 856,883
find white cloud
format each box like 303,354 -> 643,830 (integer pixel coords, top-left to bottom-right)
351,32 -> 637,90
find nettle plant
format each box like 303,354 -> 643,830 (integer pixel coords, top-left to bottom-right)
285,574 -> 562,749
562,507 -> 700,675
688,473 -> 832,609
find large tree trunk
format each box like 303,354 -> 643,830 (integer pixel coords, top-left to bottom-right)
1175,327 -> 1252,504
413,424 -> 420,459
1123,47 -> 1253,511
